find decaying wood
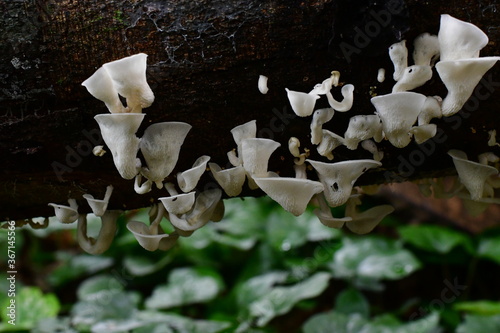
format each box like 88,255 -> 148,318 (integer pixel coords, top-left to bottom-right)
1,0 -> 500,220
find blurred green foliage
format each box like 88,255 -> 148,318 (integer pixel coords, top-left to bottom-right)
0,196 -> 500,332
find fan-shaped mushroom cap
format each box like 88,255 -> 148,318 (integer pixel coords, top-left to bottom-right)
177,155 -> 211,193
410,124 -> 437,144
392,65 -> 433,93
344,114 -> 383,150
448,149 -> 499,201
77,210 -> 120,255
311,108 -> 335,145
48,199 -> 78,224
312,193 -> 352,229
436,57 -> 500,116
326,84 -> 354,112
83,185 -> 113,217
209,163 -> 246,197
229,120 -> 257,166
413,33 -> 440,66
438,14 -> 488,61
371,92 -> 426,148
361,140 -> 383,162
307,159 -> 381,207
168,189 -> 222,231
81,67 -> 126,114
126,220 -> 172,251
140,122 -> 192,186
159,189 -> 196,216
94,113 -> 144,179
253,177 -> 324,216
389,40 -> 408,81
241,138 -> 281,177
317,130 -> 344,160
418,96 -> 442,126
102,53 -> 154,113
286,88 -> 320,117
346,205 -> 395,234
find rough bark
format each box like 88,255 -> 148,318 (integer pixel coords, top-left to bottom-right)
1,0 -> 500,221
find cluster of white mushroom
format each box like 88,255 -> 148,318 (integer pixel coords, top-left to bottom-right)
44,14 -> 500,253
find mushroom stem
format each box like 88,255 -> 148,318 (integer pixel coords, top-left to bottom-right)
77,211 -> 120,255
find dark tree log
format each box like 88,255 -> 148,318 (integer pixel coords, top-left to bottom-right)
1,0 -> 500,220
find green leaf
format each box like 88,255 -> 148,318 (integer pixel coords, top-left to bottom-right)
265,209 -> 310,252
477,237 -> 500,265
302,311 -> 367,333
32,317 -> 77,333
76,274 -> 124,301
303,311 -> 440,333
48,253 -> 114,286
0,287 -> 60,331
248,272 -> 331,326
456,314 -> 500,333
71,290 -> 140,331
398,224 -> 473,254
145,267 -> 224,309
335,288 -> 370,318
328,236 -> 421,282
123,253 -> 174,276
236,271 -> 289,319
134,311 -> 231,333
454,301 -> 500,315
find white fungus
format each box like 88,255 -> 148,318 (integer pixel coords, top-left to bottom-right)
258,75 -> 269,94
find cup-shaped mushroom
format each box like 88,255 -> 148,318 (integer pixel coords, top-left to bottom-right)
418,96 -> 442,126
436,57 -> 500,117
168,189 -> 222,231
344,115 -> 383,150
126,220 -> 171,251
81,67 -> 126,113
309,76 -> 335,95
177,155 -> 211,193
241,138 -> 281,177
253,177 -> 324,216
159,192 -> 196,215
48,199 -> 78,224
158,233 -> 180,251
326,84 -> 354,112
140,122 -> 192,185
392,65 -> 433,93
312,193 -> 352,229
83,185 -> 113,216
410,124 -> 437,144
94,113 -> 145,179
371,92 -> 426,148
209,163 -> 246,197
77,210 -> 120,255
102,53 -> 154,113
438,14 -> 488,61
413,33 -> 440,67
286,88 -> 319,117
317,130 -> 344,160
230,120 -> 257,166
307,159 -> 381,207
346,205 -> 394,234
389,40 -> 408,81
448,149 -> 499,201
311,108 -> 335,145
